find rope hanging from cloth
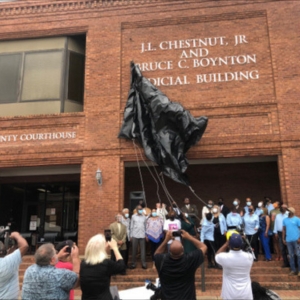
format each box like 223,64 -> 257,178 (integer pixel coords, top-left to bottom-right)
132,140 -> 209,224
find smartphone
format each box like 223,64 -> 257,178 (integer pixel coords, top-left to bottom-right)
104,229 -> 112,242
172,231 -> 181,237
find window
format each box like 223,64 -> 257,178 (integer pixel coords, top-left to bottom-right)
0,35 -> 85,117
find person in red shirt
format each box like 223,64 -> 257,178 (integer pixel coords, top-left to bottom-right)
55,240 -> 75,300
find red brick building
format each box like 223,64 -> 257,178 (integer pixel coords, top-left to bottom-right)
0,0 -> 299,251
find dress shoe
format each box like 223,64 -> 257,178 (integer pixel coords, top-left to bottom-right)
142,265 -> 147,269
129,264 -> 136,269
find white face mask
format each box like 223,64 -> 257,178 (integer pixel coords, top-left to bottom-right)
258,203 -> 262,208
247,202 -> 251,206
212,208 -> 218,213
233,201 -> 238,206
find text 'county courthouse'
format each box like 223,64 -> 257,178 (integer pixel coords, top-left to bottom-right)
0,0 -> 299,253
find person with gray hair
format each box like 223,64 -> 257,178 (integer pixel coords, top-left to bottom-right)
121,208 -> 131,267
22,242 -> 80,300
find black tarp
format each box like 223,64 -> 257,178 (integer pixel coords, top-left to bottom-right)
118,62 -> 208,186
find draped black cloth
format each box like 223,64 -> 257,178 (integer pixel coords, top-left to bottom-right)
118,62 -> 208,185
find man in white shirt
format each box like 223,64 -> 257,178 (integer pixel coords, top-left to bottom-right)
163,210 -> 181,250
0,231 -> 28,300
215,233 -> 254,300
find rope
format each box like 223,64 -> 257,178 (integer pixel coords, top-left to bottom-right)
132,140 -> 147,207
131,140 -> 209,224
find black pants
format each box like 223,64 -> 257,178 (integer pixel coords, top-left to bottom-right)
149,239 -> 162,261
246,232 -> 259,259
204,240 -> 216,265
214,231 -> 226,252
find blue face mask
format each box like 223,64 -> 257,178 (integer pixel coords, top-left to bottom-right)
138,209 -> 143,215
152,212 -> 157,217
125,213 -> 129,218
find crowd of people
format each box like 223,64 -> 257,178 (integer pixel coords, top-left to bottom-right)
0,196 -> 299,300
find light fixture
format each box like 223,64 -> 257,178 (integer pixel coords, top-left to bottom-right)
95,169 -> 102,186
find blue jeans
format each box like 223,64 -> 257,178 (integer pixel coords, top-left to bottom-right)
278,231 -> 289,267
259,231 -> 271,260
286,241 -> 300,272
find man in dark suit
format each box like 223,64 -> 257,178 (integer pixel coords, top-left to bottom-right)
181,197 -> 199,225
218,198 -> 230,218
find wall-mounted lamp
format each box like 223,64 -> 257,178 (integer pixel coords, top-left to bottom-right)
95,169 -> 102,186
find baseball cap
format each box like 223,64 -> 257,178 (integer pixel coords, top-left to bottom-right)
229,233 -> 243,249
288,207 -> 295,214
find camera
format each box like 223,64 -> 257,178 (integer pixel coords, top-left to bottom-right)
0,225 -> 16,254
172,230 -> 181,237
104,229 -> 112,242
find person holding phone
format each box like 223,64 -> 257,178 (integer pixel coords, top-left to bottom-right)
55,240 -> 75,300
154,230 -> 207,300
80,234 -> 125,300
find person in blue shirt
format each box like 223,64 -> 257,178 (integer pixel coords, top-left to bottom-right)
212,205 -> 227,252
282,207 -> 300,276
244,197 -> 252,215
254,201 -> 264,216
200,213 -> 216,268
227,207 -> 243,229
243,205 -> 259,261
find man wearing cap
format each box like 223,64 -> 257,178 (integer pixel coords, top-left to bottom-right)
282,207 -> 300,276
154,230 -> 207,300
215,233 -> 254,300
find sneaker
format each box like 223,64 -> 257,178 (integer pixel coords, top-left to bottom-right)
288,271 -> 297,276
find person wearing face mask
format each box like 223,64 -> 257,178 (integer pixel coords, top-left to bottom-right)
121,208 -> 131,268
233,198 -> 243,217
218,198 -> 230,219
130,205 -> 147,269
146,209 -> 164,268
269,201 -> 280,260
201,200 -> 214,225
258,208 -> 272,261
264,197 -> 275,214
200,213 -> 217,268
179,213 -> 197,254
244,197 -> 252,215
163,210 -> 181,250
226,206 -> 243,230
273,204 -> 289,267
212,205 -> 227,253
181,197 -> 199,226
109,214 -> 127,273
243,205 -> 259,261
156,202 -> 168,222
255,201 -> 264,216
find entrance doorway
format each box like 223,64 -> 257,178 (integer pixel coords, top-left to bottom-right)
124,156 -> 282,215
0,169 -> 80,242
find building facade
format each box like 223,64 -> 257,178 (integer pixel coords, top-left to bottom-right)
0,0 -> 299,251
